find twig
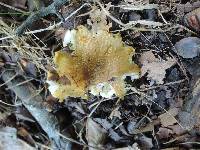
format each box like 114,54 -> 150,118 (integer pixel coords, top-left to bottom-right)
1,69 -> 71,149
162,32 -> 189,81
0,45 -> 50,50
0,72 -> 17,87
0,3 -> 89,41
6,78 -> 34,90
158,9 -> 168,24
139,79 -> 186,91
96,0 -> 125,26
15,0 -> 70,35
0,1 -> 28,14
114,4 -> 158,10
126,87 -> 185,129
88,98 -> 112,117
96,0 -> 165,29
0,100 -> 22,107
58,132 -> 105,150
180,142 -> 200,145
36,142 -> 53,150
163,24 -> 197,34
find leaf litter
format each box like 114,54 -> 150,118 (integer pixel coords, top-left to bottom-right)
0,0 -> 200,149
139,51 -> 176,84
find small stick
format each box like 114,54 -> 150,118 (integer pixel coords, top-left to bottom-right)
1,70 -> 71,149
0,1 -> 28,14
16,0 -> 70,35
0,3 -> 89,40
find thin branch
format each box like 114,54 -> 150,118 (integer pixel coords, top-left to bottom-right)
0,72 -> 17,87
0,100 -> 22,107
58,132 -> 105,150
15,0 -> 70,35
114,4 -> 158,10
0,3 -> 90,41
96,0 -> 125,26
1,70 -> 71,149
139,79 -> 186,91
6,78 -> 34,90
0,1 -> 28,14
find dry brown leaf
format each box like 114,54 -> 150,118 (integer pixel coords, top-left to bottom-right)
134,119 -> 160,134
140,51 -> 175,84
87,5 -> 112,32
109,107 -> 121,119
0,112 -> 10,121
48,26 -> 140,100
10,0 -> 27,9
55,27 -> 66,41
168,124 -> 186,135
17,127 -> 29,137
17,127 -> 35,146
139,135 -> 153,149
158,108 -> 179,127
86,118 -> 107,150
0,57 -> 4,67
156,127 -> 172,139
20,59 -> 36,76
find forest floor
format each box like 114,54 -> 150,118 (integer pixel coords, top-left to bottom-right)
0,0 -> 200,149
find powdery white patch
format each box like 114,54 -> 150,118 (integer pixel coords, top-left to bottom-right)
90,82 -> 116,99
63,30 -> 76,47
90,73 -> 139,99
46,80 -> 59,96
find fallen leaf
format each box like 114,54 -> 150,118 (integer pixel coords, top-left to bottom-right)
17,127 -> 35,146
139,135 -> 153,149
87,5 -> 112,32
20,59 -> 37,76
158,108 -> 179,127
86,118 -> 107,150
109,107 -> 121,119
94,118 -> 124,142
127,120 -> 137,134
134,119 -> 160,134
17,127 -> 29,137
55,27 -> 66,41
0,111 -> 10,121
174,37 -> 200,58
93,118 -> 113,130
140,51 -> 175,84
156,127 -> 172,139
168,124 -> 186,135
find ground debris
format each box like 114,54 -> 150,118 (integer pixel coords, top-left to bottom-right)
1,0 -> 200,149
86,118 -> 107,150
0,127 -> 35,150
158,108 -> 179,127
174,37 -> 200,58
140,51 -> 176,84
